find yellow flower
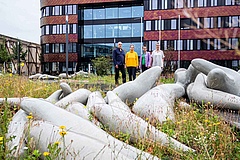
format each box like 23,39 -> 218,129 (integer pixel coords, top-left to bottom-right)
207,102 -> 211,105
43,152 -> 50,156
59,125 -> 66,129
204,119 -> 209,123
83,105 -> 87,109
145,117 -> 149,121
213,122 -> 221,126
20,62 -> 24,67
9,73 -> 13,77
54,141 -> 60,145
59,131 -> 67,136
26,115 -> 33,119
200,132 -> 204,136
0,137 -> 3,141
182,120 -> 187,122
176,121 -> 181,124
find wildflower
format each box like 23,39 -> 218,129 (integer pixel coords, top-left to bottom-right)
208,124 -> 212,127
145,117 -> 149,121
200,132 -> 204,136
59,125 -> 66,129
20,62 -> 24,67
83,105 -> 87,109
9,73 -> 13,77
26,115 -> 33,119
207,102 -> 211,105
213,122 -> 220,126
0,137 -> 3,143
204,119 -> 209,123
182,120 -> 187,122
43,152 -> 50,156
166,117 -> 171,121
54,141 -> 60,145
176,121 -> 181,124
59,131 -> 67,136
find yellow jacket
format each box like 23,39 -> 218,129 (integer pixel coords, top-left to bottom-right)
125,51 -> 138,67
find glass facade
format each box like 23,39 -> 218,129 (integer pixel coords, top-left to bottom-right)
78,3 -> 144,71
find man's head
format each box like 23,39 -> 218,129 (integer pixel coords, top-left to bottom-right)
142,45 -> 147,53
118,42 -> 122,49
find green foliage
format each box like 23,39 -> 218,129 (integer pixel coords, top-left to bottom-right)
91,56 -> 112,76
0,41 -> 11,63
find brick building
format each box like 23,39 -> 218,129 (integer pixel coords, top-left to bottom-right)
40,0 -> 240,74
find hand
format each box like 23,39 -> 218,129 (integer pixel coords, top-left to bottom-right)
115,65 -> 118,68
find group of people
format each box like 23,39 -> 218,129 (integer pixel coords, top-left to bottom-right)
112,41 -> 164,85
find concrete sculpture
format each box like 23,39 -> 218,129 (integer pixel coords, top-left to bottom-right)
20,98 -> 158,160
187,73 -> 240,110
92,104 -> 195,152
112,66 -> 162,103
133,84 -> 185,124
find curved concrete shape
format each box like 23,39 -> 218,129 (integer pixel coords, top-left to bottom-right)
66,102 -> 101,126
55,88 -> 91,108
29,73 -> 42,79
20,98 -> 157,160
92,104 -> 195,152
58,73 -> 72,79
6,109 -> 28,157
133,84 -> 185,124
86,91 -> 106,110
112,66 -> 162,103
30,121 -> 134,160
191,58 -> 240,96
45,89 -> 63,103
187,73 -> 240,110
174,64 -> 199,89
106,91 -> 131,112
206,68 -> 236,95
0,97 -> 28,107
66,102 -> 89,120
60,82 -> 72,97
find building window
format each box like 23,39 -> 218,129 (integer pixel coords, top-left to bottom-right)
84,9 -> 92,20
93,8 -> 105,20
119,7 -> 132,18
146,21 -> 151,30
132,6 -> 143,17
171,19 -> 177,29
106,8 -> 118,19
152,0 -> 158,10
232,16 -> 239,27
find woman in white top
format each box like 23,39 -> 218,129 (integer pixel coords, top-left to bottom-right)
151,42 -> 165,69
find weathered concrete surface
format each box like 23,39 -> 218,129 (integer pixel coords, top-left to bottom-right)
106,91 -> 131,112
187,73 -> 240,110
133,84 -> 185,124
112,66 -> 162,103
192,58 -> 240,96
6,109 -> 28,157
55,88 -> 91,108
92,104 -> 195,152
20,98 -> 158,160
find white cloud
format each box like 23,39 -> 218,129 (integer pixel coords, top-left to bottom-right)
0,0 -> 40,44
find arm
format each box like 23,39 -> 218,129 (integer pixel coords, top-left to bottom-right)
136,52 -> 139,68
113,49 -> 117,66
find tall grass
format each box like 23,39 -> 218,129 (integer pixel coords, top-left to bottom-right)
0,74 -> 239,159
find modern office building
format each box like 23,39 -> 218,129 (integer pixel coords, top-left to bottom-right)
40,0 -> 240,74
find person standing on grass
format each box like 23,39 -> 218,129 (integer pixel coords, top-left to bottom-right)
125,44 -> 138,81
151,42 -> 165,70
113,41 -> 126,85
139,45 -> 151,72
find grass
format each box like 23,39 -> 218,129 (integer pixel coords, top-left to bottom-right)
0,73 -> 240,159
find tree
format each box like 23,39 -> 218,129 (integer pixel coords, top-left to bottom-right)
0,41 -> 11,63
92,56 -> 112,76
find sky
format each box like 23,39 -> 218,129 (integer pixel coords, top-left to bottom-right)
0,0 -> 40,44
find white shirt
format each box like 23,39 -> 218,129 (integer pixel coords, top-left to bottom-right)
152,50 -> 165,68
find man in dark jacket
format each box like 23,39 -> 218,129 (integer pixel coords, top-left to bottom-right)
113,42 -> 126,85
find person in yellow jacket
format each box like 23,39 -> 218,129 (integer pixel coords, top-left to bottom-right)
125,44 -> 139,81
